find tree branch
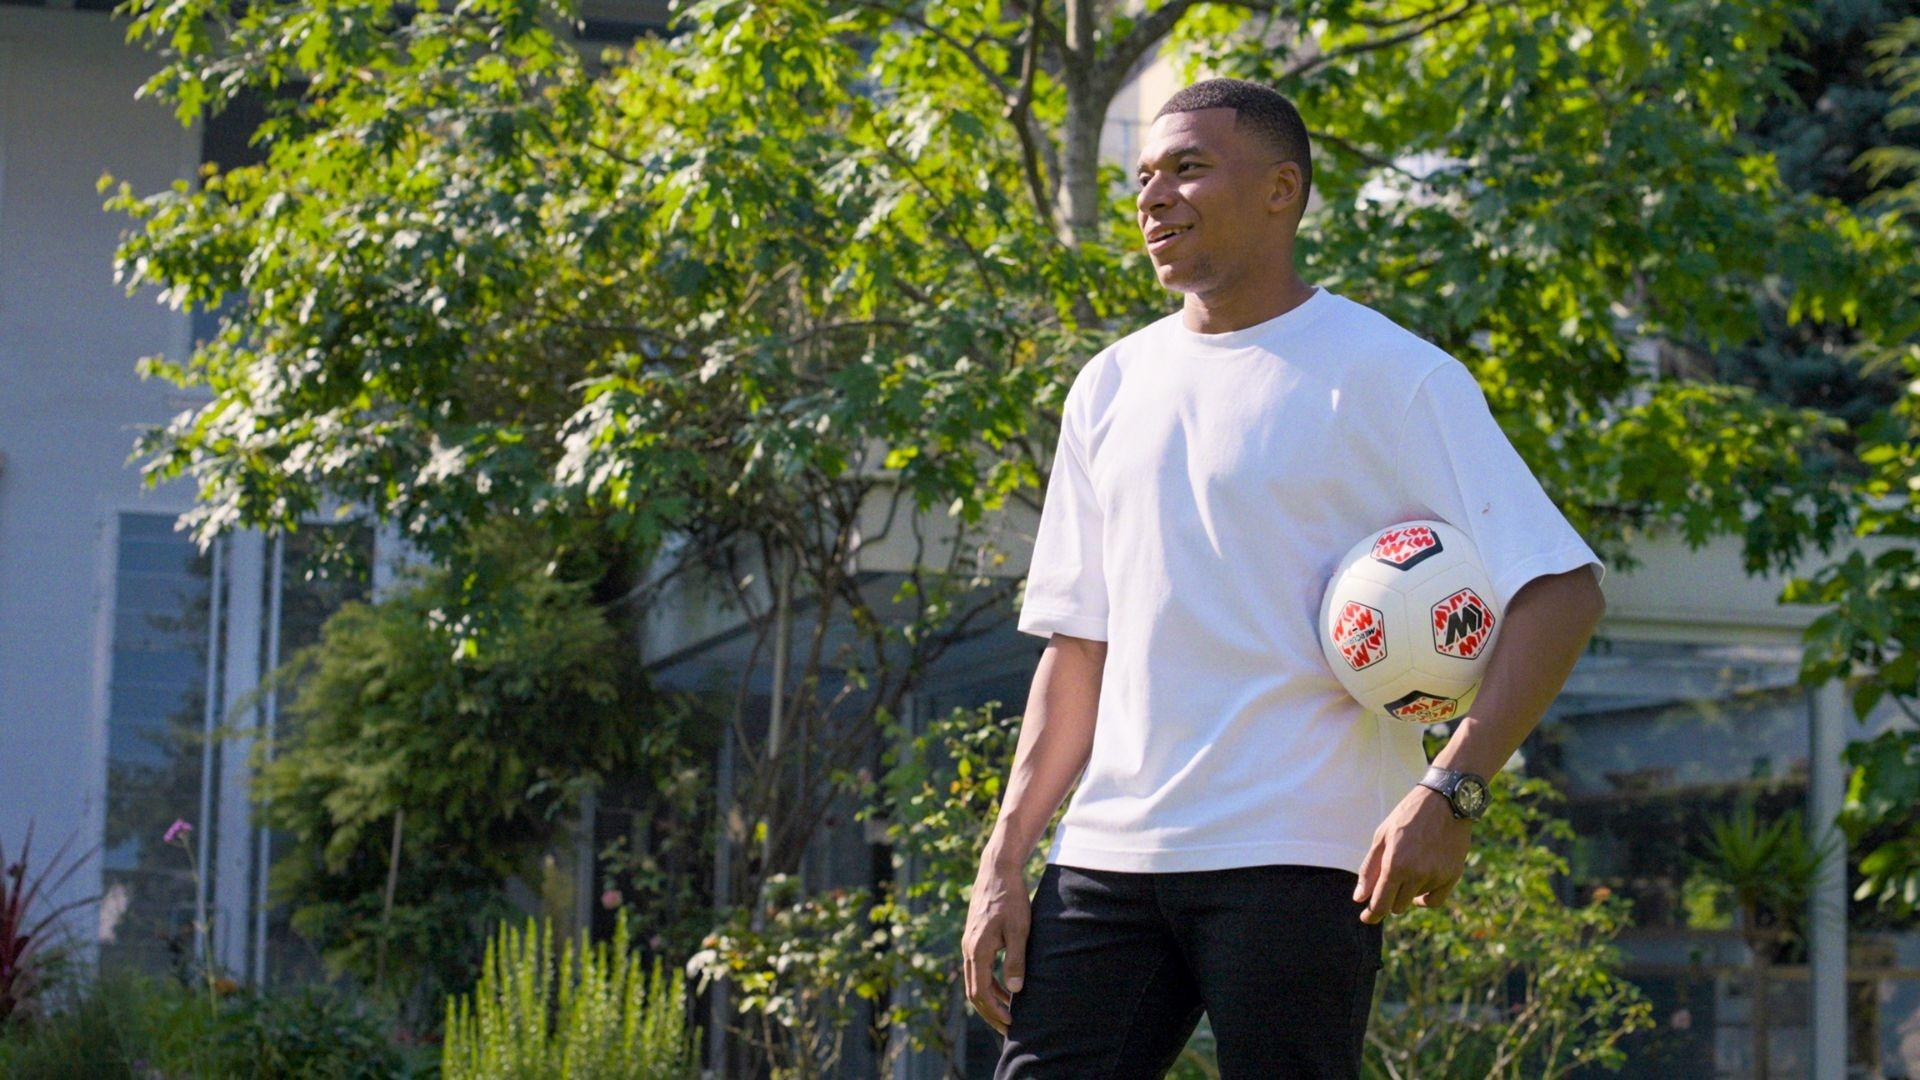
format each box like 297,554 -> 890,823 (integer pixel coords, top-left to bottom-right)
1097,0 -> 1207,100
854,0 -> 1016,100
1005,9 -> 1057,231
1281,0 -> 1477,82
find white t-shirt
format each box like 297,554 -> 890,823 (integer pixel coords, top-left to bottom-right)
1016,285 -> 1605,874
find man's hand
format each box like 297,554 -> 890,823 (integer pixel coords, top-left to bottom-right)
963,862 -> 1030,1036
1353,784 -> 1473,923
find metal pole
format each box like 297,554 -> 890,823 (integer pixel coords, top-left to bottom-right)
251,532 -> 284,986
1807,678 -> 1848,1080
711,679 -> 737,1079
194,535 -> 225,969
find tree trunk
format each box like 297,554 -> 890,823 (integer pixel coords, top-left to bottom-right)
1058,77 -> 1108,249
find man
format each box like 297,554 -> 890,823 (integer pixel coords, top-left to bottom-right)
963,78 -> 1609,1078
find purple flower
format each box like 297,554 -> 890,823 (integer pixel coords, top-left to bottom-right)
600,888 -> 623,910
163,819 -> 192,845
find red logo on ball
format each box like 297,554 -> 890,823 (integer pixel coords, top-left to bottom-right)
1431,588 -> 1495,659
1333,601 -> 1387,670
1371,526 -> 1444,571
1385,690 -> 1460,723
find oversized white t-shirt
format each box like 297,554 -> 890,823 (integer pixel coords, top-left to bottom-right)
1016,285 -> 1605,875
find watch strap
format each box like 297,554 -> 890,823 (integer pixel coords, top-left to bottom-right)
1418,764 -> 1486,820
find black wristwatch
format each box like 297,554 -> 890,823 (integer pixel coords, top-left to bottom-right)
1417,764 -> 1489,821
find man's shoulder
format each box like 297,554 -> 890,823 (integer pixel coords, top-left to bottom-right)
1099,308 -> 1184,361
1317,291 -> 1455,372
1064,313 -> 1177,400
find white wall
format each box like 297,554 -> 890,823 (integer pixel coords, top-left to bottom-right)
0,7 -> 201,944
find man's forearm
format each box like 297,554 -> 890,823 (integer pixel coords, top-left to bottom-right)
982,635 -> 1105,871
1431,566 -> 1606,780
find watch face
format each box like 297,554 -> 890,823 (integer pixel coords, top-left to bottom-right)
1455,777 -> 1489,817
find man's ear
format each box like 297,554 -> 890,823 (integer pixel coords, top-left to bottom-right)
1268,161 -> 1304,221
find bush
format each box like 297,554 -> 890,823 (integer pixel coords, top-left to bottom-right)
685,874 -> 885,1078
855,701 -> 1647,1077
255,518 -> 652,1016
0,970 -> 411,1079
442,911 -> 700,1079
1361,772 -> 1654,1078
1,823 -> 96,1031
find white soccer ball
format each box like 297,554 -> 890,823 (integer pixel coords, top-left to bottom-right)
1317,519 -> 1502,724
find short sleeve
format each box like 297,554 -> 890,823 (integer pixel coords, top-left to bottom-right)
1017,393 -> 1109,641
1393,361 -> 1606,613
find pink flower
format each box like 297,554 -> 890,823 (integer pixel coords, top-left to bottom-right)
163,819 -> 192,845
649,933 -> 666,950
600,888 -> 623,910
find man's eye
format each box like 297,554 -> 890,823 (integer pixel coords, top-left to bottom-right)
1138,162 -> 1202,187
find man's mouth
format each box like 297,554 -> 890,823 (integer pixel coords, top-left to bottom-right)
1146,224 -> 1191,250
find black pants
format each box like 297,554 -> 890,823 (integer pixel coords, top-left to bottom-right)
993,862 -> 1384,1079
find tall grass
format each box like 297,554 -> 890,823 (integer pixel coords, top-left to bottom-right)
442,912 -> 700,1080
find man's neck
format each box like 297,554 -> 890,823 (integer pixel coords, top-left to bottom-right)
1181,277 -> 1317,335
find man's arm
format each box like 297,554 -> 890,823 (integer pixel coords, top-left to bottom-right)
1427,564 -> 1606,781
982,634 -> 1105,870
1353,564 -> 1606,923
963,632 -> 1105,1035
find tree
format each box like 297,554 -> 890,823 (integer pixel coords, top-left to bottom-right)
101,0 -> 1920,1066
253,518 -> 650,1018
1783,12 -> 1920,919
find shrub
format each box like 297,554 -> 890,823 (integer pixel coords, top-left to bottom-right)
1362,772 -> 1654,1078
0,970 -> 409,1079
0,822 -> 96,1032
209,984 -> 412,1078
255,518 -> 651,1015
858,700 -> 1058,1071
442,911 -> 700,1079
684,874 -> 885,1078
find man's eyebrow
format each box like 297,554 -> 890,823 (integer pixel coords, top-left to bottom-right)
1135,145 -> 1208,172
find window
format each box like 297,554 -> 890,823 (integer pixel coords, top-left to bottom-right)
1533,638 -> 1808,926
251,518 -> 373,987
96,512 -> 374,981
98,512 -> 218,974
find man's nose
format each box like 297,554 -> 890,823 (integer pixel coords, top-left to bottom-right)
1138,178 -> 1171,215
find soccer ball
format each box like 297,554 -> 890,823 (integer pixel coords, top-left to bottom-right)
1317,519 -> 1501,724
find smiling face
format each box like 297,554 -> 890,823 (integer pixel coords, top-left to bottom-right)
1135,107 -> 1305,299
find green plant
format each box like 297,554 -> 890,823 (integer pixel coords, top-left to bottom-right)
1690,792 -> 1842,1080
0,822 -> 97,1032
1680,866 -> 1736,931
0,969 -> 409,1079
442,911 -> 699,1080
253,518 -> 652,1018
209,985 -> 412,1079
684,875 -> 884,1080
682,700 -> 1050,1078
855,700 -> 1063,1075
158,817 -> 226,1016
1360,772 -> 1654,1079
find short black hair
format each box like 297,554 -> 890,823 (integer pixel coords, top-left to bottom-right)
1154,78 -> 1312,214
